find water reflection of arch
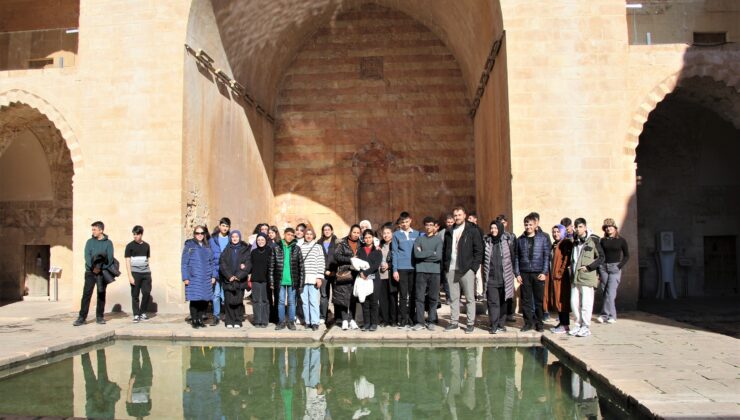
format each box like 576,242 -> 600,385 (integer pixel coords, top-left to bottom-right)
351,139 -> 395,225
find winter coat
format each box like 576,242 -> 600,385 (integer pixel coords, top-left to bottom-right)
181,239 -> 216,301
219,241 -> 251,292
332,237 -> 359,307
482,236 -> 516,300
84,234 -> 115,271
513,232 -> 551,276
300,240 -> 326,285
249,245 -> 272,283
356,245 -> 382,279
551,239 -> 573,312
320,235 -> 339,277
442,222 -> 484,274
268,240 -> 305,290
572,232 -> 605,288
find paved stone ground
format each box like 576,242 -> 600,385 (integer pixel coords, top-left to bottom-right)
0,300 -> 738,419
638,296 -> 740,339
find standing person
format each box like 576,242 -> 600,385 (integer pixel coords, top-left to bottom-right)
467,211 -> 486,301
269,228 -> 305,330
181,225 -> 217,329
482,220 -> 516,334
378,224 -> 396,327
560,217 -> 574,240
392,211 -> 420,329
333,225 -> 362,330
268,226 -> 281,248
209,217 -> 231,326
248,223 -> 269,248
300,228 -> 325,331
597,218 -> 629,324
496,214 -> 518,322
360,219 -> 380,247
74,221 -> 115,326
294,223 -> 307,325
412,217 -> 443,331
356,229 -> 382,331
125,225 -> 151,323
219,230 -> 251,328
550,224 -> 573,334
319,224 -> 338,325
295,223 -> 307,246
249,233 -> 272,328
442,207 -> 484,334
528,211 -> 552,320
513,214 -> 551,332
439,214 -> 455,304
267,225 -> 281,323
569,218 -> 605,338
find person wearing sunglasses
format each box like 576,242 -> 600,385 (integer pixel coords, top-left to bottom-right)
182,225 -> 217,328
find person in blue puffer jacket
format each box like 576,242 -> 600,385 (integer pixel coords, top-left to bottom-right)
513,214 -> 551,332
182,225 -> 217,328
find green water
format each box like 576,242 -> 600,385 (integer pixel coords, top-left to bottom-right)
0,342 -> 627,419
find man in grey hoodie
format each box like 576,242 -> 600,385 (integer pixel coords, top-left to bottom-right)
412,216 -> 444,331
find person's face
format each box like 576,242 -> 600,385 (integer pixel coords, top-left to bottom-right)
132,232 -> 142,242
399,218 -> 411,231
445,217 -> 454,229
349,227 -> 361,241
424,222 -> 435,236
489,224 -> 498,236
259,225 -> 269,234
552,228 -> 561,241
323,225 -> 333,238
360,222 -> 371,231
194,228 -> 206,240
566,225 -> 574,234
575,223 -> 587,238
524,220 -> 535,235
467,215 -> 477,225
295,227 -> 305,238
453,210 -> 466,225
382,228 -> 392,243
268,230 -> 277,240
92,226 -> 102,238
501,219 -> 508,229
256,236 -> 267,247
231,232 -> 240,244
363,233 -> 374,247
606,226 -> 616,237
304,229 -> 315,242
433,223 -> 440,234
284,231 -> 295,242
219,223 -> 229,235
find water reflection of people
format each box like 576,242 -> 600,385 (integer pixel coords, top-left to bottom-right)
183,346 -> 218,420
81,348 -> 121,419
220,347 -> 248,419
278,347 -> 297,420
126,345 -> 153,419
302,347 -> 327,419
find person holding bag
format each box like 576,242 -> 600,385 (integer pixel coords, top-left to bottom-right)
333,225 -> 362,330
219,230 -> 251,328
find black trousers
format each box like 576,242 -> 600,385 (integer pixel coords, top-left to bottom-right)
506,298 -> 514,315
251,282 -> 270,325
486,284 -> 507,329
130,272 -> 152,316
223,290 -> 244,326
79,271 -> 106,319
397,269 -> 415,326
520,272 -> 545,328
189,300 -> 208,322
361,275 -> 382,327
378,278 -> 395,324
269,285 -> 280,323
415,272 -> 440,325
320,277 -> 333,321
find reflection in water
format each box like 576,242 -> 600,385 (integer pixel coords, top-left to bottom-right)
81,349 -> 120,419
127,345 -> 152,419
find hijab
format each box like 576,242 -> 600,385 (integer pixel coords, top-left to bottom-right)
491,221 -> 504,244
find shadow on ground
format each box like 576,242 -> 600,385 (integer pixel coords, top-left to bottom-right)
637,296 -> 740,338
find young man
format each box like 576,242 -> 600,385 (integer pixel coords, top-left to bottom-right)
513,215 -> 551,332
496,214 -> 518,322
125,225 -> 152,323
467,211 -> 486,301
208,217 -> 231,326
528,211 -> 552,320
392,211 -> 420,328
412,217 -> 443,331
569,218 -> 605,338
442,207 -> 484,333
561,217 -> 574,240
269,228 -> 305,330
74,221 -> 115,326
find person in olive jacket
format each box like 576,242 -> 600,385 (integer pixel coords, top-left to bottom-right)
219,230 -> 251,328
568,218 -> 605,338
268,228 -> 305,331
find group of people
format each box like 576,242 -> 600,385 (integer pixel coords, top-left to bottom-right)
72,206 -> 629,338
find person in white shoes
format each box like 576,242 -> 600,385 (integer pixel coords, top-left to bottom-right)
568,218 -> 604,338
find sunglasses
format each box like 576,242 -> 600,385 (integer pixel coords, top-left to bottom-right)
195,231 -> 205,235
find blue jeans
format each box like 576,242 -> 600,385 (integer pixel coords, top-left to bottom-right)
301,284 -> 321,326
212,281 -> 224,316
278,285 -> 296,323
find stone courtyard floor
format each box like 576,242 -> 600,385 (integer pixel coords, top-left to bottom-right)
0,300 -> 738,419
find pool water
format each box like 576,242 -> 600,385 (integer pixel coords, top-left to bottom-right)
0,342 -> 627,419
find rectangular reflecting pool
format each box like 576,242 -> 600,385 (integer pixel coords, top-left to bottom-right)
0,341 -> 631,419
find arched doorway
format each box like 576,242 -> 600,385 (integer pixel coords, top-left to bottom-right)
352,139 -> 394,224
636,76 -> 740,298
0,103 -> 73,304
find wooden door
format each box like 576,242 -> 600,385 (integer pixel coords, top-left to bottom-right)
703,236 -> 738,293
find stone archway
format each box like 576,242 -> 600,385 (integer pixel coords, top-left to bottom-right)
352,138 -> 395,225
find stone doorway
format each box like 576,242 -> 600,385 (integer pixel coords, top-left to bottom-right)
353,140 -> 393,226
24,245 -> 50,299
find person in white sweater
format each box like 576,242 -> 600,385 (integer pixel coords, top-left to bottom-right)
300,228 -> 326,330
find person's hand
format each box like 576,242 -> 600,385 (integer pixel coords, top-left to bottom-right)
360,273 -> 366,279
393,272 -> 400,282
184,279 -> 190,286
516,275 -> 523,284
92,267 -> 101,274
316,279 -> 322,288
380,262 -> 388,272
325,270 -> 332,276
128,276 -> 135,285
211,277 -> 216,285
537,274 -> 546,281
578,267 -> 587,272
240,263 -> 246,270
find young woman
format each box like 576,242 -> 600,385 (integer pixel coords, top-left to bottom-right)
268,226 -> 281,248
181,225 -> 216,328
248,223 -> 269,248
597,218 -> 629,324
267,225 -> 281,322
218,230 -> 251,328
356,229 -> 383,331
249,233 -> 271,327
378,224 -> 396,327
333,225 -> 362,330
550,224 -> 573,333
300,228 -> 325,331
319,223 -> 338,325
482,221 -> 516,334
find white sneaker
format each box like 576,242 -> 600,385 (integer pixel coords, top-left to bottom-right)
342,320 -> 349,331
295,318 -> 302,325
226,324 -> 234,329
139,313 -> 149,321
349,320 -> 359,330
319,319 -> 326,325
568,326 -> 581,336
595,316 -> 606,324
606,318 -> 617,324
576,327 -> 591,337
234,324 -> 241,329
132,315 -> 140,323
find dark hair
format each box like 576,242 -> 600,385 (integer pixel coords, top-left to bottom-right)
399,211 -> 411,220
422,216 -> 435,225
523,215 -> 536,224
528,212 -> 540,221
91,221 -> 105,230
349,224 -> 362,235
495,214 -> 508,223
452,206 -> 466,214
574,218 -> 587,227
362,229 -> 375,238
296,223 -> 307,230
269,225 -> 281,242
468,211 -> 478,218
560,217 -> 572,227
219,217 -> 231,226
445,213 -> 454,220
253,223 -> 268,235
192,225 -> 209,245
284,227 -> 295,234
489,220 -> 498,228
132,225 -> 144,235
320,223 -> 335,241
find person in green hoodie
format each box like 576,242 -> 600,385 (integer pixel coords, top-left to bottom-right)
74,221 -> 115,326
269,228 -> 305,331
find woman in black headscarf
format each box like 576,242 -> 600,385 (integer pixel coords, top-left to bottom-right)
249,233 -> 272,327
482,220 -> 516,334
219,230 -> 251,328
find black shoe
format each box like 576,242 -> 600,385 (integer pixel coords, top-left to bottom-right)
497,326 -> 507,333
535,325 -> 544,333
191,320 -> 199,329
521,325 -> 533,332
465,325 -> 474,334
445,323 -> 459,331
506,315 -> 516,322
210,318 -> 220,327
489,328 -> 497,334
287,322 -> 296,331
73,317 -> 85,326
275,322 -> 286,330
311,324 -> 319,331
360,325 -> 368,332
369,324 -> 378,332
96,317 -> 106,325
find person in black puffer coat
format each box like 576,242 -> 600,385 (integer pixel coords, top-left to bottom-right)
219,230 -> 251,328
333,225 -> 362,330
268,228 -> 305,330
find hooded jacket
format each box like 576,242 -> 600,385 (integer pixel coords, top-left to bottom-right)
181,239 -> 216,301
268,239 -> 305,290
571,229 -> 605,288
482,222 -> 516,300
219,237 -> 252,288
